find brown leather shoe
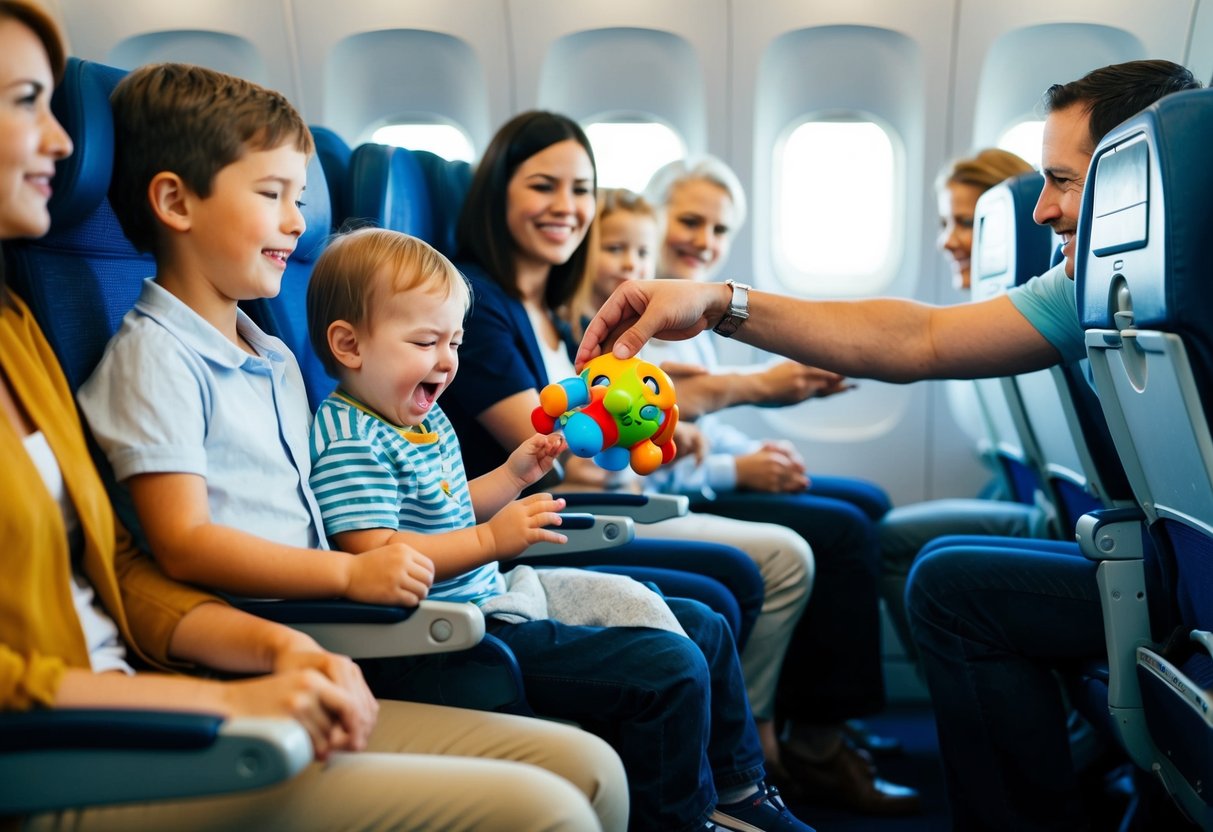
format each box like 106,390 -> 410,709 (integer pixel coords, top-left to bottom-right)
778,739 -> 922,816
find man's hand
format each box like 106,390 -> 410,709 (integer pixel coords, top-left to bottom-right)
577,280 -> 732,369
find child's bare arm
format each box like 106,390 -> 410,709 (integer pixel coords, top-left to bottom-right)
468,433 -> 564,520
128,472 -> 432,606
333,493 -> 567,580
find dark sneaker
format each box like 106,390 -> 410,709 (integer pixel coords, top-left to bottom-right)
710,783 -> 816,832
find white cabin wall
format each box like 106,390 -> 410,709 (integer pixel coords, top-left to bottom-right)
509,0 -> 729,158
726,0 -> 969,506
1186,0 -> 1213,83
59,0 -> 297,97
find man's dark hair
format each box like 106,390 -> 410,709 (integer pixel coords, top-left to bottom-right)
1044,59 -> 1202,149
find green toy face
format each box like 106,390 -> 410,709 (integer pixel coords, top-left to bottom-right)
582,354 -> 676,446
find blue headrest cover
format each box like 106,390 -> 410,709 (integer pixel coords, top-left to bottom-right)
296,153 -> 332,263
347,144 -> 433,240
412,150 -> 472,258
1002,171 -> 1054,286
971,171 -> 1052,291
47,58 -> 128,230
310,126 -> 351,229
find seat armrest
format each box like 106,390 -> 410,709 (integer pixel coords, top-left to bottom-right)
1076,506 -> 1146,561
525,512 -> 635,557
557,492 -> 689,523
0,710 -> 311,814
234,598 -> 485,659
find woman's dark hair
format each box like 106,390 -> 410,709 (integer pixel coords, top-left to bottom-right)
456,111 -> 596,310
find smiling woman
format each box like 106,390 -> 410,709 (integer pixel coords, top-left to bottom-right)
0,7 -> 69,241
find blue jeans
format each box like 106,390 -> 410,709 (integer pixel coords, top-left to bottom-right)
514,539 -> 765,649
906,540 -> 1105,831
489,596 -> 765,832
806,474 -> 892,522
692,490 -> 885,722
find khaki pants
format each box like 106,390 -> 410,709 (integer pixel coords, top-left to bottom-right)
24,700 -> 628,832
638,511 -> 814,720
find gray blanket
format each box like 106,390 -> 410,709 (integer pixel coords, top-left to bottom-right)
479,566 -> 687,637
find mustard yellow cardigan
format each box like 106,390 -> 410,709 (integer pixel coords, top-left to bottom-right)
0,293 -> 220,711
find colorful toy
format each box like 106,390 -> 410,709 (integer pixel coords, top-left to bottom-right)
531,354 -> 679,475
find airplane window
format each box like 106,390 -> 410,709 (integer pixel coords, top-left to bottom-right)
584,121 -> 686,192
997,120 -> 1045,170
776,119 -> 898,291
371,122 -> 475,162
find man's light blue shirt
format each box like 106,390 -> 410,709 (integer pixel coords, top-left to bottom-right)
78,278 -> 326,552
1006,261 -> 1087,364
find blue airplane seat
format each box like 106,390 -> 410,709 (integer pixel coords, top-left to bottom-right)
4,57 -> 531,721
242,153 -> 339,409
968,172 -> 1058,517
4,59 -> 152,392
971,170 -> 1135,534
411,149 -> 473,258
343,142 -> 434,241
1078,85 -> 1213,828
310,125 -> 352,230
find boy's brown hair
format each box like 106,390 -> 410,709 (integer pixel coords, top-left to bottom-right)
108,62 -> 313,256
307,228 -> 470,377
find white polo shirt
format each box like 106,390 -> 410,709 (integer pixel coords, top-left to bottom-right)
78,278 -> 326,552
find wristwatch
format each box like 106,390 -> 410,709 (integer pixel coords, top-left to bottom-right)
712,280 -> 751,337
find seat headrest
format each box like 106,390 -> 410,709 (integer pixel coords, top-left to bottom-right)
1077,87 -> 1213,334
296,153 -> 332,263
971,171 -> 1053,297
310,126 -> 351,230
412,150 -> 472,258
47,58 -> 128,229
346,144 -> 433,240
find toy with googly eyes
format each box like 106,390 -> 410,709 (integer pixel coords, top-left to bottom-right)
531,354 -> 679,475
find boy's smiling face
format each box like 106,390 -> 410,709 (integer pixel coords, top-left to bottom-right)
183,141 -> 308,301
345,284 -> 465,427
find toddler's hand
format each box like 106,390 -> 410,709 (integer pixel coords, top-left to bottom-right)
506,433 -> 565,488
344,543 -> 435,607
484,493 -> 567,557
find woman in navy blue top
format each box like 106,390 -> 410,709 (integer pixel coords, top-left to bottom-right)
438,112 -> 836,832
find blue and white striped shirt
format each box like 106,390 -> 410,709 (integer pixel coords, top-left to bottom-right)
310,395 -> 504,604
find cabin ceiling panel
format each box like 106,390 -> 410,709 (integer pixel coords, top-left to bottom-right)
59,0 -> 296,98
291,0 -> 510,148
507,0 -> 728,156
953,0 -> 1195,151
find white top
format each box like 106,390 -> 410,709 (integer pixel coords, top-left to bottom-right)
24,431 -> 134,675
526,306 -> 577,383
